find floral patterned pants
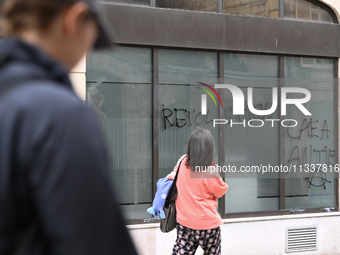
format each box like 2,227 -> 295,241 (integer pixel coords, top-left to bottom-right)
172,223 -> 221,255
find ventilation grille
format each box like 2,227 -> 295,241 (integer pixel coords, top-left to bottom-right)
301,57 -> 315,67
286,226 -> 317,253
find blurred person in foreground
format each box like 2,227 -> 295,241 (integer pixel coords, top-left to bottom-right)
0,0 -> 138,254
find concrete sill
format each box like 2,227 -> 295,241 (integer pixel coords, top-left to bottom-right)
127,211 -> 340,230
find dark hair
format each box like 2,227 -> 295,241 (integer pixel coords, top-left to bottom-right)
1,0 -> 95,36
185,128 -> 215,171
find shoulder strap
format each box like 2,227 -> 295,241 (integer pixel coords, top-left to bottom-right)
165,157 -> 185,204
173,157 -> 185,186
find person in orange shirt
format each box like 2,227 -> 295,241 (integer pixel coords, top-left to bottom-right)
168,128 -> 229,255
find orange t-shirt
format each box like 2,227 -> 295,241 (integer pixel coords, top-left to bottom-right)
174,157 -> 228,230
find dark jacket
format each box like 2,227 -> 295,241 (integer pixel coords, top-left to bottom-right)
0,39 -> 138,255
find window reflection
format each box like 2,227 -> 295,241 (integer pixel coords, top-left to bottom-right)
156,0 -> 217,12
103,0 -> 150,5
284,0 -> 334,23
223,0 -> 279,18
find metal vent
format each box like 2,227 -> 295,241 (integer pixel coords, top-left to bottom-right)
286,226 -> 317,253
301,57 -> 315,67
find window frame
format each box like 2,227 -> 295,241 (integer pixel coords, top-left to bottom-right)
97,3 -> 339,224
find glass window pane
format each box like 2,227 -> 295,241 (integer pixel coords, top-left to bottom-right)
224,53 -> 280,213
284,0 -> 334,23
223,0 -> 279,18
103,0 -> 150,5
159,49 -> 218,85
284,56 -> 336,209
156,0 -> 217,12
87,47 -> 151,84
86,47 -> 152,220
159,49 -> 219,178
225,53 -> 279,79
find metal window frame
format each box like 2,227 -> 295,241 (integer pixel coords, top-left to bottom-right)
100,3 -> 340,224
279,56 -> 286,210
125,47 -> 339,225
218,51 -> 226,217
152,48 -> 160,198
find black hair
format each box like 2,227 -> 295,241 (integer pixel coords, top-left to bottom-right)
185,128 -> 215,171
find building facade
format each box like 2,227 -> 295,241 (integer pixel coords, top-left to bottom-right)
73,0 -> 340,254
